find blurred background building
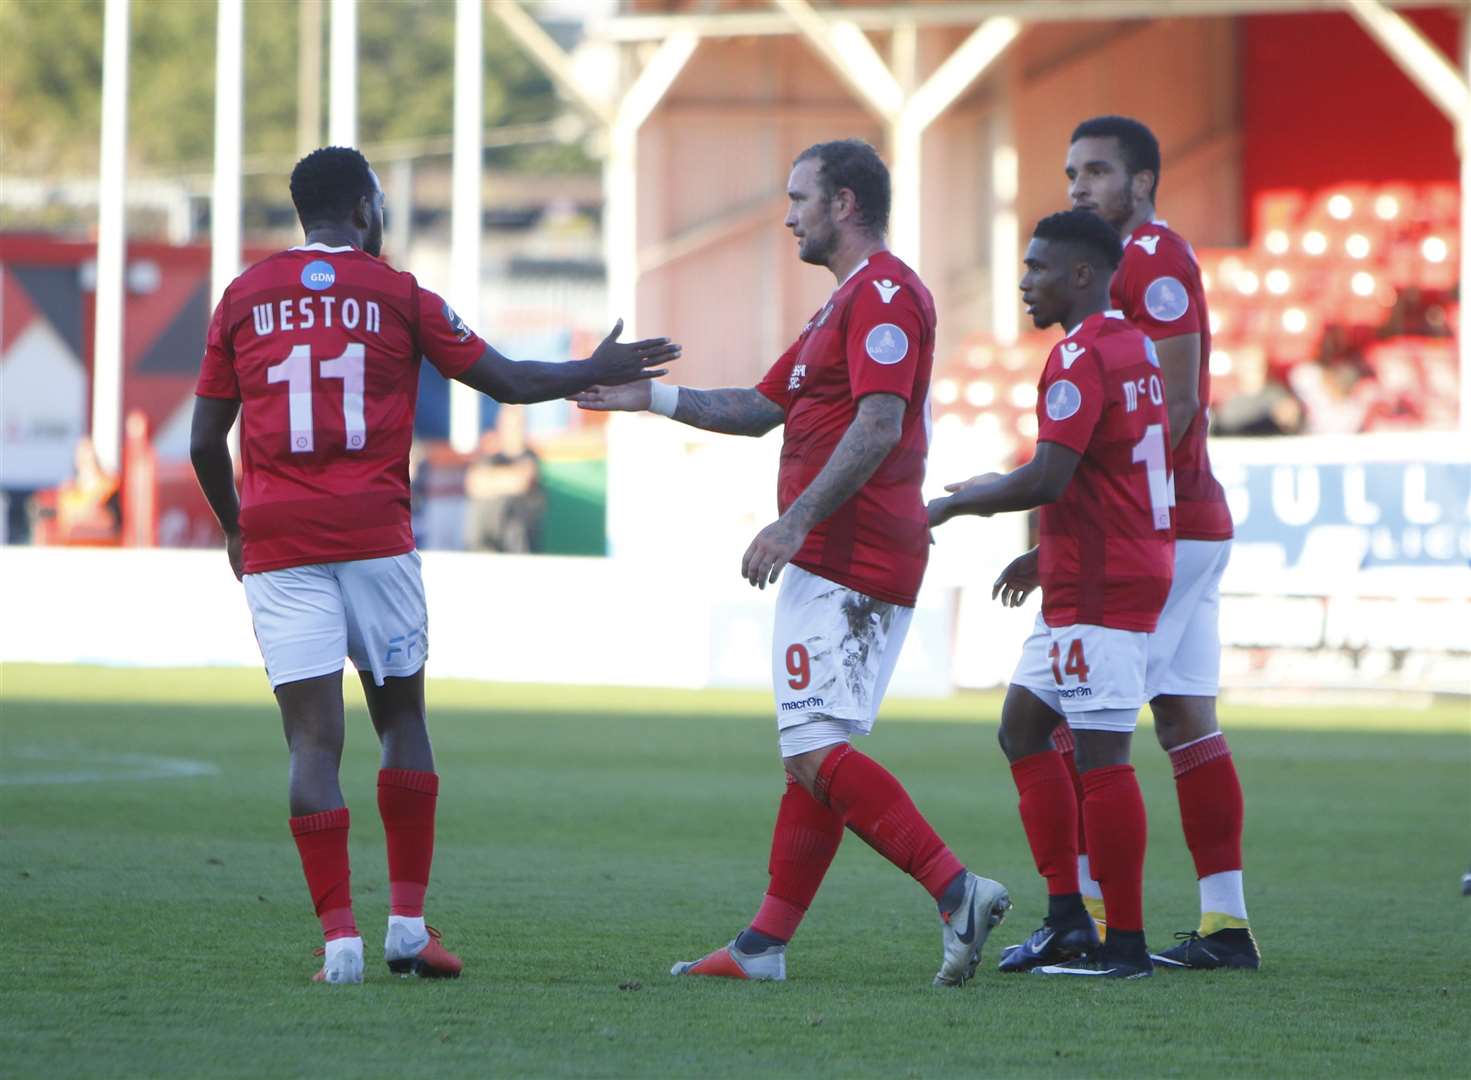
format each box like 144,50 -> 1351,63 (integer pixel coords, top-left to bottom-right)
1,0 -> 1466,698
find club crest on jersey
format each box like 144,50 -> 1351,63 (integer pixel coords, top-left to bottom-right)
300,260 -> 336,291
1059,341 -> 1085,370
1135,235 -> 1161,256
872,279 -> 901,304
1045,378 -> 1082,422
864,323 -> 908,365
1144,276 -> 1189,322
441,302 -> 473,342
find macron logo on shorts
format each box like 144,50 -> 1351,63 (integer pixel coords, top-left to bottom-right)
781,696 -> 826,711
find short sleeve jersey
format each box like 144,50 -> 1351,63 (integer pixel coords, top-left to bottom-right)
755,251 -> 934,607
1110,220 -> 1233,541
1035,311 -> 1175,632
195,243 -> 486,574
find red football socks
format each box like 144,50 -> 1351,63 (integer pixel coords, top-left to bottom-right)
1050,724 -> 1089,857
377,769 -> 439,917
750,773 -> 845,942
1009,750 -> 1080,896
816,744 -> 964,902
1080,765 -> 1148,933
1170,734 -> 1244,879
289,806 -> 358,941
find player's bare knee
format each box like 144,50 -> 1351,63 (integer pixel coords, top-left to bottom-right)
1149,695 -> 1218,750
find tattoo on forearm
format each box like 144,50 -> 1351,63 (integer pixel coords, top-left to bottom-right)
673,388 -> 784,436
785,401 -> 901,529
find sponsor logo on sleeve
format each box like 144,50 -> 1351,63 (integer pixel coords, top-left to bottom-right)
864,323 -> 909,365
1059,341 -> 1085,370
872,279 -> 901,304
441,302 -> 473,342
1143,276 -> 1189,322
1045,378 -> 1082,422
300,260 -> 336,291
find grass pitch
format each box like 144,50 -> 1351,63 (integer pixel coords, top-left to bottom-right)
2,663 -> 1468,1078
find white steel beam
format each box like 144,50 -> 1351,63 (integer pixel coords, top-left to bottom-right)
891,17 -> 1020,267
1344,0 -> 1469,125
488,0 -> 616,127
212,0 -> 244,309
450,0 -> 484,453
93,0 -> 130,474
773,0 -> 902,123
605,31 -> 698,337
329,0 -> 357,146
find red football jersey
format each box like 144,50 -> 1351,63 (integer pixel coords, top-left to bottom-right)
1110,220 -> 1233,541
756,251 -> 934,607
1035,311 -> 1175,632
195,243 -> 486,573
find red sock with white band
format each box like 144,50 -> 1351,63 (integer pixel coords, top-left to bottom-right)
1171,733 -> 1249,931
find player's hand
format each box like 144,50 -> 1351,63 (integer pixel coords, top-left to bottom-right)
741,515 -> 808,589
586,318 -> 682,386
992,547 -> 1040,608
926,495 -> 955,528
944,472 -> 1003,494
571,381 -> 653,412
225,529 -> 244,581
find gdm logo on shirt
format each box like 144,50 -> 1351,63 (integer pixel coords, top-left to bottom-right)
1144,276 -> 1189,322
1045,378 -> 1082,422
300,260 -> 336,291
864,323 -> 909,365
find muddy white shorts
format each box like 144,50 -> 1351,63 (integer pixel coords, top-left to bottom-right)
1146,539 -> 1230,699
770,565 -> 913,754
242,551 -> 428,689
1011,614 -> 1149,732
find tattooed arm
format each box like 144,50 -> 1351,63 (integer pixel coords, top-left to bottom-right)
740,392 -> 905,588
573,380 -> 783,436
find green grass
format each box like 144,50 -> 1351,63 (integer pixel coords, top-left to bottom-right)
2,663 -> 1468,1078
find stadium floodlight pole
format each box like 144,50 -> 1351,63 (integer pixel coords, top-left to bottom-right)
328,0 -> 357,148
449,0 -> 483,454
212,0 -> 244,310
92,0 -> 130,475
989,69 -> 1021,347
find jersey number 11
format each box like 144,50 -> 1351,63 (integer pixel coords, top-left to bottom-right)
266,344 -> 367,453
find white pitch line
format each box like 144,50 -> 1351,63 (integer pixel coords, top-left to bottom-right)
0,746 -> 220,786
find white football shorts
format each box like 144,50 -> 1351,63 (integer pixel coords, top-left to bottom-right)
1146,539 -> 1230,699
242,551 -> 428,689
1011,614 -> 1149,732
771,565 -> 913,756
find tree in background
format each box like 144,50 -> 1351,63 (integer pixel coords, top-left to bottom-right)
0,0 -> 589,178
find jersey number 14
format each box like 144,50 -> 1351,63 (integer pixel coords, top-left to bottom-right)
266,343 -> 367,453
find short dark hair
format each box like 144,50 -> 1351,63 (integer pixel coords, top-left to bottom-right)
794,139 -> 890,236
1070,115 -> 1160,200
289,146 -> 375,226
1033,209 -> 1124,271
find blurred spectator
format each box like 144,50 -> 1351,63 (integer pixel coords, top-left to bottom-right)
464,406 -> 544,553
1212,350 -> 1304,436
30,437 -> 122,545
1289,360 -> 1371,434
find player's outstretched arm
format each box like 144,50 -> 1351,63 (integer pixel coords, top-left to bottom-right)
189,395 -> 244,580
740,392 -> 903,588
574,383 -> 784,437
456,319 -> 681,405
928,441 -> 1082,527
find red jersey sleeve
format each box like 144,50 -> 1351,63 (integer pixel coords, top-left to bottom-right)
195,290 -> 240,400
1036,343 -> 1104,455
845,279 -> 924,403
1122,241 -> 1202,340
755,339 -> 801,409
416,284 -> 488,379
